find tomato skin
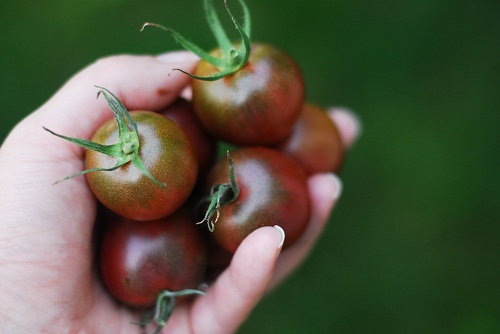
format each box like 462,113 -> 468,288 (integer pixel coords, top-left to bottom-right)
276,104 -> 344,174
192,43 -> 305,145
99,210 -> 207,308
85,111 -> 198,221
205,147 -> 310,253
162,98 -> 216,176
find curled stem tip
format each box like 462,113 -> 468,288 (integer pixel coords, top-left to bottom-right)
198,150 -> 240,232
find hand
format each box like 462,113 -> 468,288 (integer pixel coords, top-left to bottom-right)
0,51 -> 360,334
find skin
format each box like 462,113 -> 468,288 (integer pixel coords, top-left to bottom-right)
276,103 -> 344,175
192,43 -> 305,146
0,51 -> 359,334
86,111 -> 198,221
100,211 -> 206,308
207,147 -> 310,253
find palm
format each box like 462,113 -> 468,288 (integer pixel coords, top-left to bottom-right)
2,162 -> 159,333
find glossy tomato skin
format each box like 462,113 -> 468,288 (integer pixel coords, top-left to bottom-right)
206,147 -> 310,253
192,43 -> 305,146
162,98 -> 216,176
276,104 -> 344,174
99,210 -> 207,308
85,111 -> 198,221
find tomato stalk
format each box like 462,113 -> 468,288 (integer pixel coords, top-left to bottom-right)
133,289 -> 205,334
198,150 -> 240,232
43,86 -> 166,188
141,0 -> 251,81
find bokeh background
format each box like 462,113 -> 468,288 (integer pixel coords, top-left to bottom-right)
1,0 -> 499,333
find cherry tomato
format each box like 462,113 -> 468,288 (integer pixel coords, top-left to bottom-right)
276,103 -> 344,174
85,111 -> 198,221
162,98 -> 216,176
192,43 -> 305,146
204,147 -> 310,253
99,210 -> 207,308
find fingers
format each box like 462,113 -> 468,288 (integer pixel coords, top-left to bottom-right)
269,109 -> 360,287
183,109 -> 360,332
269,173 -> 342,288
188,226 -> 285,334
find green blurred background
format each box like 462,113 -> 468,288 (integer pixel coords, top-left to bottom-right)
1,0 -> 499,333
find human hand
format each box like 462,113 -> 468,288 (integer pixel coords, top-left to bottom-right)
0,51 -> 360,334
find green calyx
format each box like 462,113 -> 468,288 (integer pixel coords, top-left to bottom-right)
198,151 -> 240,232
141,0 -> 252,81
133,288 -> 205,334
44,86 -> 166,188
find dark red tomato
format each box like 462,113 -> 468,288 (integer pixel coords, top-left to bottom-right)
205,147 -> 310,253
162,98 -> 216,176
192,43 -> 305,146
276,103 -> 344,174
99,210 -> 207,308
85,111 -> 198,221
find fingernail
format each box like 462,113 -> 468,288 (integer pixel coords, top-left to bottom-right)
273,225 -> 286,251
329,173 -> 343,201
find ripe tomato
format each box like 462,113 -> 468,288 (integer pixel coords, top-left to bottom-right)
192,43 -> 305,146
162,98 -> 216,176
203,147 -> 310,253
276,103 -> 344,174
85,111 -> 198,221
99,210 -> 207,308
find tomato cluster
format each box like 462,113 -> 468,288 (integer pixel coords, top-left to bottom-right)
45,0 -> 345,332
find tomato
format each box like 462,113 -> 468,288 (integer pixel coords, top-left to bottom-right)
85,110 -> 198,221
202,147 -> 310,253
162,98 -> 216,176
192,43 -> 305,146
276,103 -> 344,174
99,210 -> 207,308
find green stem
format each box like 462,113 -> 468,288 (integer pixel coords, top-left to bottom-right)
205,0 -> 233,54
133,289 -> 205,334
44,86 -> 166,188
198,150 -> 240,232
141,0 -> 253,81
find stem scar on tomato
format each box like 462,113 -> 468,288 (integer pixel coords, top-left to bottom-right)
197,150 -> 240,232
141,0 -> 251,81
43,86 -> 166,188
